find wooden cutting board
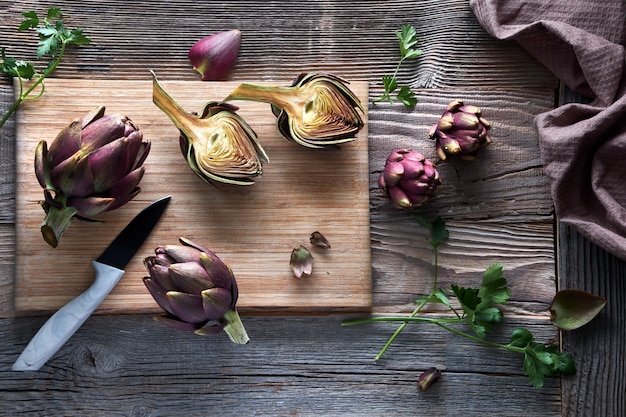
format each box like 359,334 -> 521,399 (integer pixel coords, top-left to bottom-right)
14,78 -> 371,314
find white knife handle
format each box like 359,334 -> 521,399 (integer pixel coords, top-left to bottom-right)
12,261 -> 125,371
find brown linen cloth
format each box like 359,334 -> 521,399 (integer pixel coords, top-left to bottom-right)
469,0 -> 626,261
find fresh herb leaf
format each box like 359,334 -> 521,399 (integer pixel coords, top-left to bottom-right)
477,264 -> 510,310
342,216 -> 580,389
373,25 -> 423,108
396,85 -> 418,107
18,11 -> 39,31
0,8 -> 91,128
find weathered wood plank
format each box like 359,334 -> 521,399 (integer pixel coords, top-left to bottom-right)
0,1 -> 556,90
0,315 -> 562,417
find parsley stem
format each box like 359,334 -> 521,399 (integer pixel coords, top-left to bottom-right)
0,40 -> 66,128
368,239 -> 441,361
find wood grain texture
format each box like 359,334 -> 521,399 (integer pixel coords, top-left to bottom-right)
0,0 -> 596,416
0,314 -> 563,417
14,79 -> 371,312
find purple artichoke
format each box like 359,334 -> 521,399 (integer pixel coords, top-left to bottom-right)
34,106 -> 150,247
188,29 -> 241,81
378,148 -> 441,209
143,237 -> 249,344
428,99 -> 492,160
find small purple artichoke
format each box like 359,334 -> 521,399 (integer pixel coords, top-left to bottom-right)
143,237 -> 249,344
378,148 -> 441,209
188,29 -> 241,81
34,106 -> 150,247
428,99 -> 492,160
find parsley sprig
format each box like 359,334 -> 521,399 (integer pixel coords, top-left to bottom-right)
373,25 -> 422,108
0,8 -> 91,128
342,216 -> 576,388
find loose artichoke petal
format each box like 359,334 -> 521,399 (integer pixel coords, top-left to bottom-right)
201,287 -> 232,320
166,291 -> 208,324
290,245 -> 314,278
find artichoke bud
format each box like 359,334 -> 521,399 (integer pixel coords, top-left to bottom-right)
151,71 -> 268,186
34,106 -> 150,248
143,237 -> 249,344
188,30 -> 241,81
378,148 -> 441,209
223,72 -> 365,149
428,99 -> 492,161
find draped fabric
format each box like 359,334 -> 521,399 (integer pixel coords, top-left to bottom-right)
470,0 -> 626,260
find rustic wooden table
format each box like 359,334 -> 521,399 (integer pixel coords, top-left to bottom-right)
0,1 -> 624,416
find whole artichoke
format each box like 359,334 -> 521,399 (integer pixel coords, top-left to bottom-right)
224,72 -> 364,148
378,148 -> 441,209
143,237 -> 249,344
34,106 -> 150,247
428,99 -> 492,160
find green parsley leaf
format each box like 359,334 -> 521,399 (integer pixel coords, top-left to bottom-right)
18,11 -> 39,31
477,264 -> 510,311
47,7 -> 62,20
396,85 -> 417,107
397,25 -> 418,58
69,28 -> 91,45
508,328 -> 533,348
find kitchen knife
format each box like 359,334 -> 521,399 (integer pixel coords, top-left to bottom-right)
12,196 -> 171,371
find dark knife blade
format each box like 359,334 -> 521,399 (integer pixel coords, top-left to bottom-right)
96,195 -> 171,269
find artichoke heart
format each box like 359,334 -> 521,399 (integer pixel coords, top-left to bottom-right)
225,72 -> 364,149
151,70 -> 268,186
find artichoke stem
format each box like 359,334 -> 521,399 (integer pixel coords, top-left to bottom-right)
150,70 -> 198,134
224,83 -> 297,111
222,309 -> 250,344
41,203 -> 79,248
